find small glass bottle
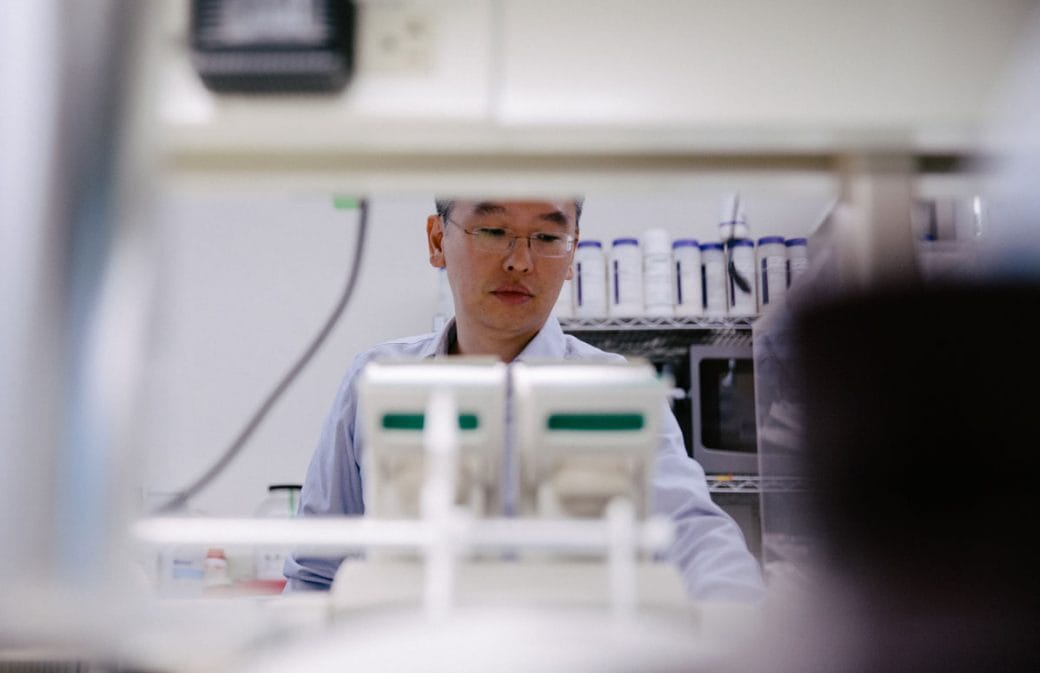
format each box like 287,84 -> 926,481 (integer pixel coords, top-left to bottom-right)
253,484 -> 301,584
203,548 -> 232,590
149,491 -> 206,598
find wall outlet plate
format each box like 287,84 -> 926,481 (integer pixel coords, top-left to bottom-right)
359,2 -> 435,75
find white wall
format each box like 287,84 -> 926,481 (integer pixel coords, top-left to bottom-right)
581,173 -> 839,243
157,0 -> 1040,155
141,193 -> 436,515
140,182 -> 838,516
498,0 -> 1035,130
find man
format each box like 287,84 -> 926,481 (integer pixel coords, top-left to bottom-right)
284,198 -> 765,602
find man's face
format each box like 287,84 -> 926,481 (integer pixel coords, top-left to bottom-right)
427,200 -> 578,345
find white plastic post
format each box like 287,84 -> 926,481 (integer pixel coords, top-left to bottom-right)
606,497 -> 637,621
422,389 -> 458,621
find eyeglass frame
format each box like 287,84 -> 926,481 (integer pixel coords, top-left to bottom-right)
443,216 -> 577,258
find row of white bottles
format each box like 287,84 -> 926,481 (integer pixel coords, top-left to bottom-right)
554,232 -> 809,319
756,236 -> 811,307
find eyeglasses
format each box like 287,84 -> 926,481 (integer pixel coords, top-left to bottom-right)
445,218 -> 576,258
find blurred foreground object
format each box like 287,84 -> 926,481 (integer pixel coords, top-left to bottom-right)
1,0 -> 153,649
978,3 -> 1040,281
749,282 -> 1040,673
331,358 -> 683,616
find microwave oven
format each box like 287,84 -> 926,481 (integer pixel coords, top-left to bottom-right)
689,340 -> 758,474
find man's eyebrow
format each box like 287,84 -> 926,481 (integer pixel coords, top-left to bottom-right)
473,202 -> 507,216
537,210 -> 570,229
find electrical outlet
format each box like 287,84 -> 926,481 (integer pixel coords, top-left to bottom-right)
359,2 -> 435,75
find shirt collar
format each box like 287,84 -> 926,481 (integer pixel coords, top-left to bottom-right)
514,316 -> 567,361
426,316 -> 566,361
424,318 -> 457,358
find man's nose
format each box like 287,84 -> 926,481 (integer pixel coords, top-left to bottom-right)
503,236 -> 534,273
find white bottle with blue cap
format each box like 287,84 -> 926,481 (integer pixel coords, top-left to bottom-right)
254,484 -> 301,585
673,238 -> 702,317
574,240 -> 607,318
786,237 -> 809,288
609,237 -> 643,318
700,242 -> 727,316
757,236 -> 787,308
727,238 -> 757,316
642,228 -> 674,317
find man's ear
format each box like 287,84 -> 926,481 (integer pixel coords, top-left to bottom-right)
427,214 -> 446,268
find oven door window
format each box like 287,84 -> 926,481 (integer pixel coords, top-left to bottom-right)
699,357 -> 757,453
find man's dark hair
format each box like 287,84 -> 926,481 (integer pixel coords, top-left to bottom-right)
435,198 -> 584,228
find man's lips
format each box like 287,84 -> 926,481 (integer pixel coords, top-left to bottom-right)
490,285 -> 534,304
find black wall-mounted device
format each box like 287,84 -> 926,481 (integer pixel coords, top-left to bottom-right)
190,0 -> 356,93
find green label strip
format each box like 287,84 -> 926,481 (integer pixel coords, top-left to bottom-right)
381,413 -> 479,431
546,413 -> 644,431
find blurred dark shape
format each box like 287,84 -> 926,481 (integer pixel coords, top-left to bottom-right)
191,0 -> 356,93
793,281 -> 1039,672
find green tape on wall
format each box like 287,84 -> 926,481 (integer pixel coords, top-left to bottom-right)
381,413 -> 479,431
546,413 -> 644,431
332,195 -> 360,210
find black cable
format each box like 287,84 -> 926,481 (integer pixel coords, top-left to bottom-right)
722,193 -> 753,294
155,198 -> 369,514
728,257 -> 753,293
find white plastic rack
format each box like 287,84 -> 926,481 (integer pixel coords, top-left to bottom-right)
559,316 -> 754,361
705,475 -> 809,494
558,316 -> 756,331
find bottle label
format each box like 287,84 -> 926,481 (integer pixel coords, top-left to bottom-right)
676,260 -> 685,305
643,255 -> 672,308
612,259 -> 641,308
575,258 -> 606,316
677,270 -> 702,310
788,256 -> 810,286
728,247 -> 756,315
761,256 -> 787,305
577,262 -> 584,305
703,260 -> 726,313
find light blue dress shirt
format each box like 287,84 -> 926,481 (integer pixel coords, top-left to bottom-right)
284,317 -> 765,602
